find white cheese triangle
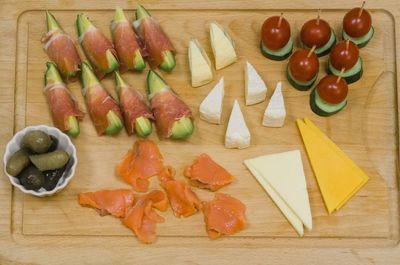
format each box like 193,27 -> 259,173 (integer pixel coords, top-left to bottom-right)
245,61 -> 267,105
209,22 -> 237,70
263,81 -> 286,127
199,77 -> 224,124
225,99 -> 250,149
188,38 -> 213,87
244,150 -> 313,235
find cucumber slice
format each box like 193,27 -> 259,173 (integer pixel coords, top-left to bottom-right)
310,89 -> 347,117
327,57 -> 363,84
302,30 -> 336,57
260,38 -> 293,61
286,66 -> 317,91
342,26 -> 374,48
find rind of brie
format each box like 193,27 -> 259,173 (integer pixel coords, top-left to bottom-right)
188,38 -> 213,87
245,61 -> 267,106
209,22 -> 237,70
225,99 -> 250,149
199,77 -> 224,124
263,82 -> 286,127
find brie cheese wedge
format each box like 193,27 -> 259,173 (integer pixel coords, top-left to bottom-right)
199,77 -> 224,124
244,150 -> 312,236
225,99 -> 250,149
245,61 -> 267,105
263,82 -> 286,127
188,38 -> 213,87
209,22 -> 237,70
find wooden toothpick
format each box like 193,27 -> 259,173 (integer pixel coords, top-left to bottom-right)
358,1 -> 366,17
345,40 -> 350,50
336,68 -> 345,83
307,45 -> 316,58
316,9 -> 321,25
278,13 -> 284,27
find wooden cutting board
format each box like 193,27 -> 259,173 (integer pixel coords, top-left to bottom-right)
1,1 -> 400,264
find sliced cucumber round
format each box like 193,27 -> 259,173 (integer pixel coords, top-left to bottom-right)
260,38 -> 293,61
327,57 -> 363,84
286,66 -> 318,91
310,89 -> 347,117
342,26 -> 374,48
302,30 -> 336,57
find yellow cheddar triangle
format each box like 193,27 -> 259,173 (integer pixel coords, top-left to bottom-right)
296,118 -> 369,214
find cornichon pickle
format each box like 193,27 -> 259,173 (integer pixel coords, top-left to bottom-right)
18,166 -> 45,191
29,150 -> 69,171
43,167 -> 65,191
21,130 -> 52,154
6,149 -> 30,177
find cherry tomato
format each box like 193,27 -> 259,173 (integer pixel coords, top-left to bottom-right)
301,18 -> 331,48
289,48 -> 319,82
343,8 -> 372,38
261,16 -> 291,50
317,75 -> 348,104
329,41 -> 359,70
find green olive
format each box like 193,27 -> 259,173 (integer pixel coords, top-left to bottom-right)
18,166 -> 45,191
29,150 -> 69,171
21,130 -> 52,154
6,149 -> 30,177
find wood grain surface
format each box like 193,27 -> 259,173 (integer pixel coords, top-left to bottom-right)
1,1 -> 400,264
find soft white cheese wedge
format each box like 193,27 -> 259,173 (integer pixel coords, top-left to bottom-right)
199,77 -> 224,124
245,61 -> 267,105
263,82 -> 286,127
244,150 -> 312,236
209,22 -> 237,70
225,99 -> 250,149
188,38 -> 213,87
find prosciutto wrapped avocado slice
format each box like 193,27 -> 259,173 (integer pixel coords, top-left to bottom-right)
147,70 -> 193,139
114,71 -> 153,137
112,7 -> 146,72
42,11 -> 81,82
77,13 -> 119,78
44,62 -> 84,137
134,5 -> 176,72
80,62 -> 123,135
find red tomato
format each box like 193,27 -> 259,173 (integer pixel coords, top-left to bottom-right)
261,16 -> 291,50
301,18 -> 331,48
329,41 -> 359,70
289,48 -> 319,82
343,8 -> 372,38
317,75 -> 348,104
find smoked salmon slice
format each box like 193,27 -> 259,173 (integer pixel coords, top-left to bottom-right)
122,190 -> 168,243
42,11 -> 81,82
79,189 -> 135,218
112,7 -> 146,72
202,193 -> 247,239
116,139 -> 166,192
184,154 -> 234,191
160,178 -> 202,218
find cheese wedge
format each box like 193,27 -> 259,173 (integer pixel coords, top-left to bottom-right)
244,150 -> 312,236
263,82 -> 286,127
245,62 -> 267,105
199,77 -> 224,124
209,22 -> 237,70
296,118 -> 369,214
188,38 -> 213,87
225,99 -> 250,149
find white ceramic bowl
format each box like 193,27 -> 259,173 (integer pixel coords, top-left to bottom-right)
3,125 -> 77,197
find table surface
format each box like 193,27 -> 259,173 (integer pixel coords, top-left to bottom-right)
1,0 -> 400,264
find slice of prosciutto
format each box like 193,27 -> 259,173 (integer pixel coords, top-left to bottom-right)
135,16 -> 175,68
202,193 -> 247,239
112,8 -> 145,72
44,83 -> 84,132
150,90 -> 193,138
84,83 -> 123,135
42,11 -> 81,82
